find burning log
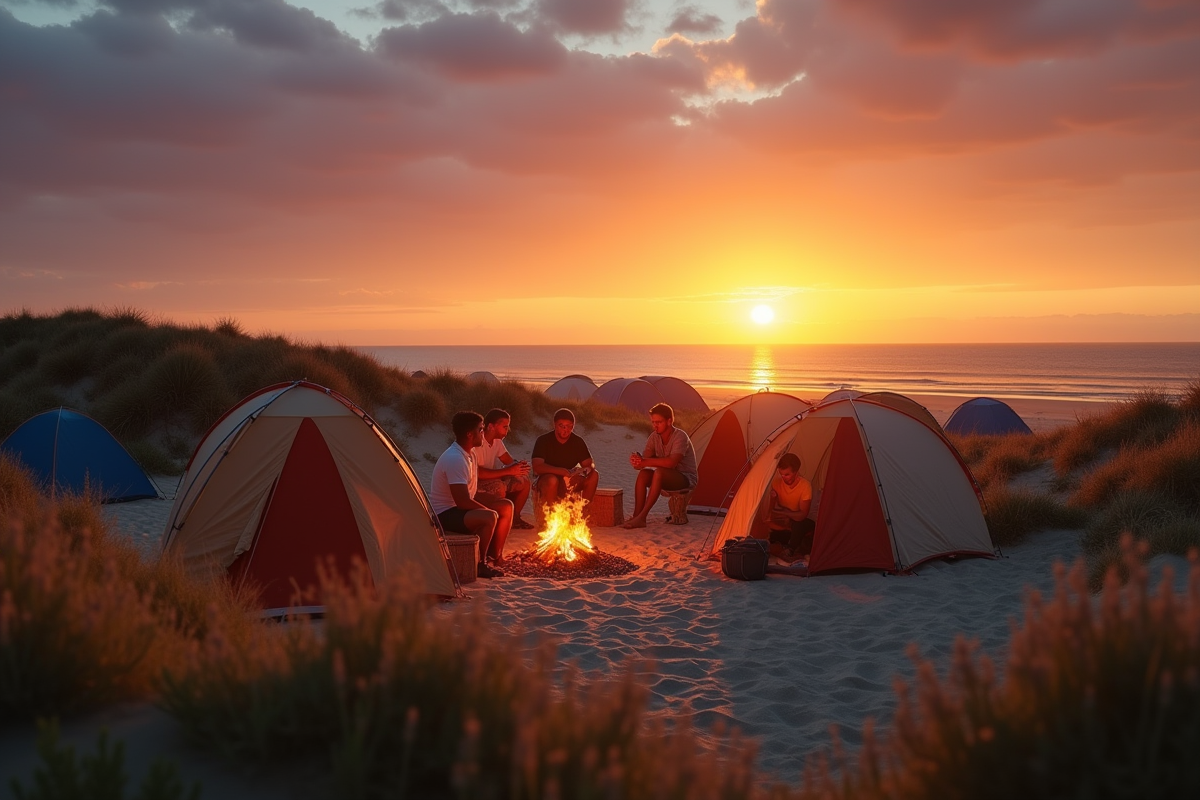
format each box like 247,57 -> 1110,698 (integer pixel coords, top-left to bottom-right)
503,495 -> 637,579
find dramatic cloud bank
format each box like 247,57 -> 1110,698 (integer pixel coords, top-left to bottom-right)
1,0 -> 1197,342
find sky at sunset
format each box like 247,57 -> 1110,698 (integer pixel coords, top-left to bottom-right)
1,0 -> 1198,345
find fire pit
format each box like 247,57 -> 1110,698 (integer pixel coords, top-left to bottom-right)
503,495 -> 636,579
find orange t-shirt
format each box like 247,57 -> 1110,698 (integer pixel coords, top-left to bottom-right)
771,473 -> 812,512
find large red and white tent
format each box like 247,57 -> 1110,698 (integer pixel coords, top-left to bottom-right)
707,395 -> 993,574
688,392 -> 811,514
161,381 -> 460,614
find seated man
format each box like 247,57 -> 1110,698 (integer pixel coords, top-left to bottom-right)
429,411 -> 507,578
474,407 -> 534,535
761,452 -> 815,563
531,408 -> 599,512
623,402 -> 698,529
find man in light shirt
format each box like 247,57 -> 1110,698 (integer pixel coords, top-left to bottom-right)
623,402 -> 698,528
430,411 -> 506,579
761,452 -> 814,563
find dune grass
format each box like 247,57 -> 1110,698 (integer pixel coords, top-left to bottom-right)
947,432 -> 1048,489
980,484 -> 1089,548
1,308 -> 695,473
799,541 -> 1200,800
1049,389 -> 1182,476
10,720 -> 201,800
158,563 -> 761,800
0,454 -> 257,721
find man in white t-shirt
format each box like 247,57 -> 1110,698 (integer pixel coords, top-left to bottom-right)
474,408 -> 534,533
430,411 -> 506,579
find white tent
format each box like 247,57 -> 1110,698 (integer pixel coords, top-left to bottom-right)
707,395 -> 992,574
162,381 -> 460,615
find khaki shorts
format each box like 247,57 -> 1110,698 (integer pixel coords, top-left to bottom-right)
478,475 -> 522,497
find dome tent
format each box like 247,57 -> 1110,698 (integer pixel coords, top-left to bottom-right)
544,375 -> 598,402
945,397 -> 1033,436
468,371 -> 500,384
1,407 -> 158,503
162,381 -> 460,615
638,376 -> 708,413
707,395 -> 993,575
821,388 -> 863,403
687,392 -> 810,514
593,378 -> 665,412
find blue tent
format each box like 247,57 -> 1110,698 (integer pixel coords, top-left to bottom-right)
945,397 -> 1033,436
0,408 -> 159,503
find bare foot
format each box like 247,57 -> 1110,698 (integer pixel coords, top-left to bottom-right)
622,516 -> 647,529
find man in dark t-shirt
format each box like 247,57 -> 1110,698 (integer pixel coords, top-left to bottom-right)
532,408 -> 600,510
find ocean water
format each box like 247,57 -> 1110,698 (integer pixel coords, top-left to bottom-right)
360,343 -> 1200,407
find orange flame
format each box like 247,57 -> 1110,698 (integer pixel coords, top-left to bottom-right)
535,495 -> 594,562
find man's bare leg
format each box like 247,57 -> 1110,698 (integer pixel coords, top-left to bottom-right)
623,468 -> 664,528
477,494 -> 514,563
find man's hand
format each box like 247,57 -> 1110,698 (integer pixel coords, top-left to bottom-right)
509,460 -> 531,477
629,452 -> 644,469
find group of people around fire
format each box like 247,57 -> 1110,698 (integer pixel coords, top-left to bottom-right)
430,400 -> 813,579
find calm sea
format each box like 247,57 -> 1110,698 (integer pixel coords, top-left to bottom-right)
359,343 -> 1200,407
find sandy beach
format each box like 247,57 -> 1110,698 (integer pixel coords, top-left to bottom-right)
1,407 -> 1120,796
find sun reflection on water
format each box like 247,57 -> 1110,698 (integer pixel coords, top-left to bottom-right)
751,345 -> 776,391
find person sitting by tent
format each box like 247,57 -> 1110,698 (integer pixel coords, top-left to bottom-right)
475,407 -> 534,534
623,402 -> 698,529
762,453 -> 814,563
532,408 -> 599,512
430,411 -> 507,579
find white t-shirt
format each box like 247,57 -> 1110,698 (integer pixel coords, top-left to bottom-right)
430,442 -> 477,514
473,435 -> 510,471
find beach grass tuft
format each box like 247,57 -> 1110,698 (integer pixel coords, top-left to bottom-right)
1050,388 -> 1180,475
799,541 -> 1200,800
0,454 -> 257,721
1072,421 -> 1200,513
948,432 -> 1048,489
981,484 -> 1088,548
10,719 -> 202,800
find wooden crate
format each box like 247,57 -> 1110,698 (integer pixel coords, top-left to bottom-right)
588,488 -> 624,527
445,534 -> 479,584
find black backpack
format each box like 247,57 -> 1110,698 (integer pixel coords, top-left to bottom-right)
719,537 -> 770,581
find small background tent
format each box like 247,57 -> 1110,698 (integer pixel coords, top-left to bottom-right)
544,375 -> 598,402
0,408 -> 158,503
945,397 -> 1033,436
161,381 -> 459,614
708,395 -> 992,574
593,378 -> 665,412
821,388 -> 863,403
468,371 -> 500,384
638,376 -> 708,413
688,392 -> 810,514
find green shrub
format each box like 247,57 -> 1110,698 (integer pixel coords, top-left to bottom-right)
801,543 -> 1200,800
39,338 -> 99,386
160,565 -> 762,800
982,484 -> 1089,548
10,719 -> 201,800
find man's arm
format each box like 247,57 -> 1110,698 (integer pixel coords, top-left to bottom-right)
636,433 -> 683,469
478,460 -> 528,480
449,483 -> 488,511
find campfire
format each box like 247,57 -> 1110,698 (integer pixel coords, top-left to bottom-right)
504,495 -> 637,579
534,494 -> 594,562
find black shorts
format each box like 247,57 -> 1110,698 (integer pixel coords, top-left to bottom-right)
437,507 -> 471,535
